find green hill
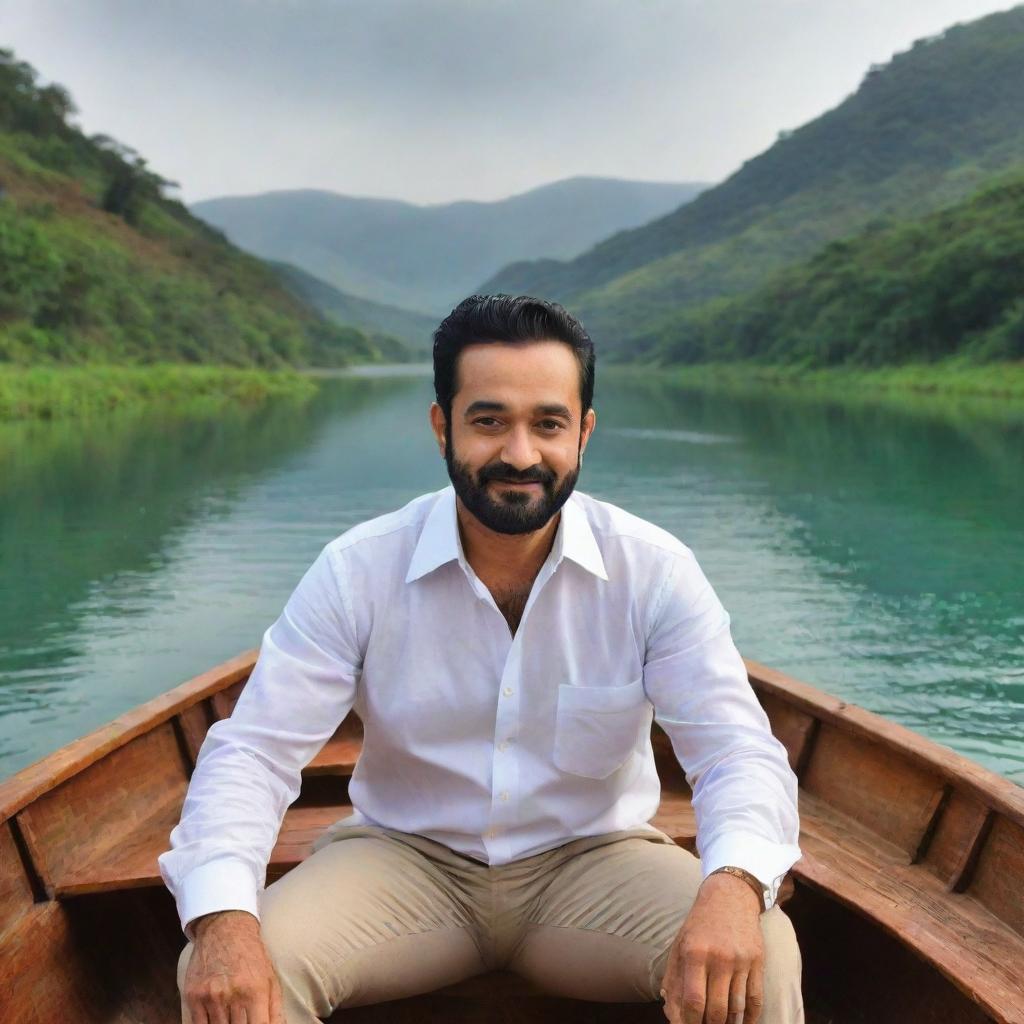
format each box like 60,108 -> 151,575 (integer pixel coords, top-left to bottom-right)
191,177 -> 708,315
481,6 -> 1024,359
270,262 -> 434,355
0,48 -> 406,371
644,171 -> 1024,367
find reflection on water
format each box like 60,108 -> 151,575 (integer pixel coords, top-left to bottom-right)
1,369 -> 1021,785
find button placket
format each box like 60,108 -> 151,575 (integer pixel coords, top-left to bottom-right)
486,633 -> 530,856
483,553 -> 559,859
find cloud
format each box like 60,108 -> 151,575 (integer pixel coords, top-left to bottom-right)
0,0 -> 1015,202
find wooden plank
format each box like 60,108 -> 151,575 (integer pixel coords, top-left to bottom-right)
967,814 -> 1024,936
757,691 -> 819,777
0,649 -> 257,823
52,786 -> 699,897
56,801 -> 355,896
801,723 -> 945,861
176,701 -> 214,767
266,805 -> 356,881
651,790 -> 697,851
306,734 -> 362,776
0,901 -> 106,1023
0,820 -> 35,938
54,797 -> 185,897
210,679 -> 247,721
920,790 -> 993,891
16,723 -> 188,898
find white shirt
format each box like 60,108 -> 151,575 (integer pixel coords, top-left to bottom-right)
159,485 -> 801,937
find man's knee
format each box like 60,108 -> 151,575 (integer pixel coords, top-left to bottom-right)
760,906 -> 804,1022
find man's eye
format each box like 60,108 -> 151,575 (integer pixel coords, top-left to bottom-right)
539,420 -> 564,430
474,417 -> 499,427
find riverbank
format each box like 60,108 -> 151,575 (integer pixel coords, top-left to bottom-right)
613,358 -> 1024,401
0,364 -> 318,421
5,357 -> 1023,423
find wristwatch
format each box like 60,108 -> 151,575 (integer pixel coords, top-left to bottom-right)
706,865 -> 769,912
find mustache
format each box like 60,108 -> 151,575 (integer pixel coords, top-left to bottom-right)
477,462 -> 556,486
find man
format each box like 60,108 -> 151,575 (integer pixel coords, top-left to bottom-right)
160,294 -> 804,1024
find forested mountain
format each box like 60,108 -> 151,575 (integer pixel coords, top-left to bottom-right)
481,6 -> 1024,360
191,177 -> 708,315
271,263 -> 435,354
641,171 -> 1024,366
0,49 -> 406,368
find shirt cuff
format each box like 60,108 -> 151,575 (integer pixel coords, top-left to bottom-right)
178,857 -> 262,941
700,832 -> 802,912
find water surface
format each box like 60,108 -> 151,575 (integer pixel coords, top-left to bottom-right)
1,370 -> 1021,784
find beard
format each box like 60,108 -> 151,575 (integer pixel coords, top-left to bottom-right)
444,424 -> 582,536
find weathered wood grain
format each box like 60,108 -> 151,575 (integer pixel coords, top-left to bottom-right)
969,814 -> 1024,936
923,789 -> 993,889
16,722 -> 189,897
0,819 -> 35,936
800,722 -> 945,861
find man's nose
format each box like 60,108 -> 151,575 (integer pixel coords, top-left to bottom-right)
501,425 -> 541,470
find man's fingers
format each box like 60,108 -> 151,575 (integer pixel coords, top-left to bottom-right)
746,958 -> 765,1024
680,957 -> 707,1024
186,999 -> 209,1024
728,969 -> 749,1023
199,998 -> 231,1024
244,977 -> 280,1024
704,962 -> 732,1024
229,1002 -> 247,1024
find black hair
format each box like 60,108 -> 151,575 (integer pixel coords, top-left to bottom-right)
432,293 -> 596,424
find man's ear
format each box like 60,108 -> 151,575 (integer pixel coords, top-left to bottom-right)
429,402 -> 447,457
580,407 -> 596,456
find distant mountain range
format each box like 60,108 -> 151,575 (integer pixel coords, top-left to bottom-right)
481,6 -> 1024,360
271,263 -> 436,353
191,177 -> 709,315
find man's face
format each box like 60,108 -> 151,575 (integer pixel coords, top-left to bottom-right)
431,340 -> 596,536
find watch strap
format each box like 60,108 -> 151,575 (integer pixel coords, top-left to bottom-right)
706,865 -> 768,912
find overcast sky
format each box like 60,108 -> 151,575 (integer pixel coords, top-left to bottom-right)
1,0 -> 1017,204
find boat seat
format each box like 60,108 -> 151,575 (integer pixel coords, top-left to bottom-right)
42,789 -> 698,898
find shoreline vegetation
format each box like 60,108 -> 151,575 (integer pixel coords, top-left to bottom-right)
609,358 -> 1024,402
2,356 -> 1022,423
0,364 -> 317,421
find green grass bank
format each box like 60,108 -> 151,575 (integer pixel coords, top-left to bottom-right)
609,358 -> 1024,402
0,364 -> 317,421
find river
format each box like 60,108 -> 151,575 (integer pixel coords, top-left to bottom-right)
1,367 -> 1021,784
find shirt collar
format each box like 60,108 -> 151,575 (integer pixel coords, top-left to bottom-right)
405,484 -> 608,583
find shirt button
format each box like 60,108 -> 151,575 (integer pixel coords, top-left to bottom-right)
497,740 -> 508,751
499,791 -> 510,802
503,687 -> 513,697
485,828 -> 498,838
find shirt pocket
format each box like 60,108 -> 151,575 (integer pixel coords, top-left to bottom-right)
552,676 -> 652,780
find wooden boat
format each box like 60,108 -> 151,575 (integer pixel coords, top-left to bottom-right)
1,650 -> 1022,1024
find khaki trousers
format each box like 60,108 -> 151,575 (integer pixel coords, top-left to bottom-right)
178,823 -> 803,1022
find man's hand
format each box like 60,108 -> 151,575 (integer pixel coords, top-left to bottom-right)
184,910 -> 285,1024
659,872 -> 765,1024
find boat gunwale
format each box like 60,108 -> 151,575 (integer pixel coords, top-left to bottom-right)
0,648 -> 258,823
746,658 -> 1024,829
1,650 -> 1021,831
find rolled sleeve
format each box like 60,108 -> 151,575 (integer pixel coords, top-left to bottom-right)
158,543 -> 362,937
641,550 -> 801,911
